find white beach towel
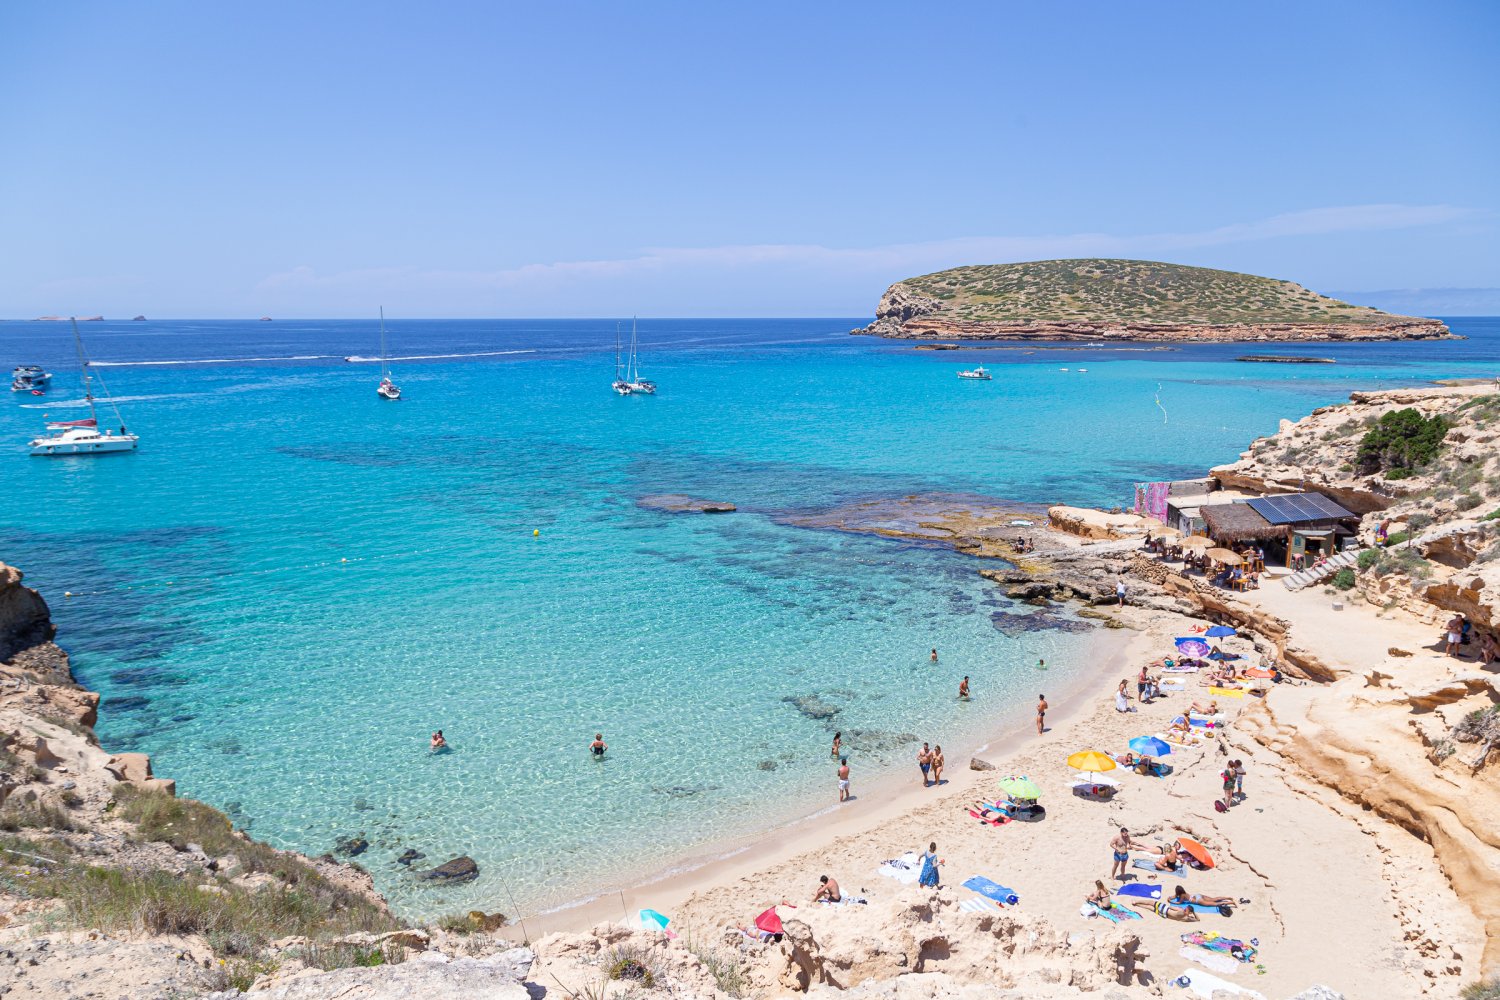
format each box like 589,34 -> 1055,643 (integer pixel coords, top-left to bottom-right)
958,896 -> 1000,913
1174,967 -> 1264,998
878,852 -> 921,884
1179,946 -> 1241,975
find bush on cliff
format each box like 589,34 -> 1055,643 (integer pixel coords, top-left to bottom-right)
1331,568 -> 1356,590
1356,408 -> 1449,477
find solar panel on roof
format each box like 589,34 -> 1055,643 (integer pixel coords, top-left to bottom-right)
1245,492 -> 1354,525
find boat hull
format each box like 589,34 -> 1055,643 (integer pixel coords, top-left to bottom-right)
29,434 -> 139,456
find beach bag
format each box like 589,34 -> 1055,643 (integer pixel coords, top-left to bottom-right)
1214,799 -> 1227,813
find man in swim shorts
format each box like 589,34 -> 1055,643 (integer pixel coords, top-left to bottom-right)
958,676 -> 970,700
813,874 -> 842,903
1109,827 -> 1138,880
918,743 -> 932,786
1036,694 -> 1048,734
837,757 -> 850,802
590,733 -> 607,758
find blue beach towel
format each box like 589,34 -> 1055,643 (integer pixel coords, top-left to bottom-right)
1115,882 -> 1163,900
1132,858 -> 1186,876
962,875 -> 1019,906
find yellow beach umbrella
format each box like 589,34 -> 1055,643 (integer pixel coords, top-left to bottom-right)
1066,750 -> 1117,773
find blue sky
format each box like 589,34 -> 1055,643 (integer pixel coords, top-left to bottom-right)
1,1 -> 1496,317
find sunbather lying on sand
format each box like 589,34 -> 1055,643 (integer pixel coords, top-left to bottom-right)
1170,886 -> 1234,908
1132,898 -> 1199,921
1190,700 -> 1220,715
968,800 -> 1007,820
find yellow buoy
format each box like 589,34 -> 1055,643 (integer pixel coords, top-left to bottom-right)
533,529 -> 540,537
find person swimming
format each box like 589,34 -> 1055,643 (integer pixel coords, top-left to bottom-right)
590,733 -> 607,758
430,730 -> 446,751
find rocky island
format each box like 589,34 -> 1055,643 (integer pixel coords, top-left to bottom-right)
853,259 -> 1454,342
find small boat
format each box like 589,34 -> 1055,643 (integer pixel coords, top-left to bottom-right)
1077,368 -> 1089,372
375,308 -> 401,400
623,317 -> 655,394
612,324 -> 632,395
1059,368 -> 1070,372
11,365 -> 51,392
958,365 -> 992,380
28,320 -> 138,456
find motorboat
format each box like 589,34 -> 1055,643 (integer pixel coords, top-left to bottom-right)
11,365 -> 51,392
28,320 -> 138,456
957,365 -> 992,380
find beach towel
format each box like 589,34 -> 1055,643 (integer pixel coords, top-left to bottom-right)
819,895 -> 868,906
968,807 -> 1009,826
1178,946 -> 1242,976
1132,858 -> 1186,876
918,852 -> 940,888
1208,687 -> 1247,698
1182,901 -> 1232,916
1182,931 -> 1256,961
958,896 -> 1000,914
1088,901 -> 1141,923
1174,967 -> 1265,998
1115,883 -> 1162,900
961,876 -> 1019,906
877,852 -> 920,884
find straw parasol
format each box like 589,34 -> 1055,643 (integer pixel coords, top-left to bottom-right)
1206,548 -> 1243,565
1153,526 -> 1183,538
1179,536 -> 1213,551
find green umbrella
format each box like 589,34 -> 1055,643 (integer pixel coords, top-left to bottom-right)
999,775 -> 1041,800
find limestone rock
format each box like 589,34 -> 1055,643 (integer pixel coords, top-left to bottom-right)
638,494 -> 737,514
104,752 -> 153,784
205,947 -> 535,999
418,855 -> 480,884
969,757 -> 996,771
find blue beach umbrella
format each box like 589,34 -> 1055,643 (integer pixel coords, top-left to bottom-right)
1128,735 -> 1172,757
637,908 -> 671,931
1204,626 -> 1237,638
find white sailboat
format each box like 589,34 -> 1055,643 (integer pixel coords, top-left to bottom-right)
28,319 -> 138,456
376,307 -> 401,400
624,317 -> 655,394
611,323 -> 633,395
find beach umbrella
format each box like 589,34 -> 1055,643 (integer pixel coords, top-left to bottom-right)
1176,837 -> 1216,869
1206,548 -> 1242,565
637,908 -> 671,931
1205,626 -> 1237,638
1180,536 -> 1213,550
754,906 -> 786,936
1174,637 -> 1212,658
1128,735 -> 1172,757
1244,667 -> 1274,679
1066,750 -> 1117,774
998,775 -> 1042,800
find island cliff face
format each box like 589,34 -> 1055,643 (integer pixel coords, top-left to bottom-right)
853,259 -> 1454,342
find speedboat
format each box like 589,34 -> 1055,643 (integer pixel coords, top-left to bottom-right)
30,418 -> 138,456
11,365 -> 51,392
958,366 -> 992,380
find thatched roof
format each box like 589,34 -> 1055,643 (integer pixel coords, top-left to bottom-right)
1201,503 -> 1283,542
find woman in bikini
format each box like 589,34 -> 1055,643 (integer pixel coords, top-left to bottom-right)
930,745 -> 945,786
1170,885 -> 1234,908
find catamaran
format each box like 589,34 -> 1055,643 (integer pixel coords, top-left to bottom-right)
28,319 -> 138,456
623,317 -> 655,394
376,307 -> 401,400
11,365 -> 51,393
957,365 -> 992,380
611,323 -> 633,395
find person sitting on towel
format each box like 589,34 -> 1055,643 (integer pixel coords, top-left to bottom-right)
1171,885 -> 1234,908
1153,843 -> 1183,871
1085,879 -> 1113,908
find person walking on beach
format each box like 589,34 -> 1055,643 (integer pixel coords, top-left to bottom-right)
1115,679 -> 1133,713
837,757 -> 851,802
918,841 -> 941,888
931,745 -> 945,785
958,676 -> 970,700
1110,827 -> 1139,880
1220,761 -> 1238,811
590,733 -> 607,758
917,743 -> 932,786
1036,694 -> 1048,734
831,731 -> 842,758
1231,759 -> 1246,801
1116,576 -> 1127,606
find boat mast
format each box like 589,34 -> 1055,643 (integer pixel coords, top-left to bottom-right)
379,307 -> 390,381
628,316 -> 638,381
70,317 -> 100,426
615,323 -> 624,380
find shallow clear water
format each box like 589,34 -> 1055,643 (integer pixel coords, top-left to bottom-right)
1,316 -> 1496,917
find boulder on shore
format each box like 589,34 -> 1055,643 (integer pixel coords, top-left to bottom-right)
637,494 -> 737,514
418,855 -> 480,884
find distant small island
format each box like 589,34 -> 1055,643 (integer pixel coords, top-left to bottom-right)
853,259 -> 1454,343
1236,354 -> 1335,364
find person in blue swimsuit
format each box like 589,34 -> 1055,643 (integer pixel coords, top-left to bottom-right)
917,743 -> 932,786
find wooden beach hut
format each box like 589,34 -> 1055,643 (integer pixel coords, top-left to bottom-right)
1201,492 -> 1359,567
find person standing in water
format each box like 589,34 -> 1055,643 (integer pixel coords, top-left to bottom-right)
837,757 -> 850,802
930,648 -> 938,663
1036,694 -> 1048,734
430,731 -> 446,751
958,676 -> 970,700
590,733 -> 607,758
831,731 -> 842,758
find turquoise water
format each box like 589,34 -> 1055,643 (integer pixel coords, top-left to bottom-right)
2,317 -> 1497,917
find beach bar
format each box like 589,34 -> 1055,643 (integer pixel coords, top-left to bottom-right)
1201,491 -> 1359,567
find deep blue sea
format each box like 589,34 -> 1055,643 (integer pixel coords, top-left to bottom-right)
2,316 -> 1497,917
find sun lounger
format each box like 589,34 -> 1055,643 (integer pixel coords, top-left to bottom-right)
962,875 -> 1019,906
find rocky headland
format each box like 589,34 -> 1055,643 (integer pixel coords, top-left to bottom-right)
852,260 -> 1454,342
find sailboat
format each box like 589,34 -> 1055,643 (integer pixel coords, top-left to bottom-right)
28,319 -> 139,456
623,317 -> 655,395
376,307 -> 401,400
611,323 -> 633,395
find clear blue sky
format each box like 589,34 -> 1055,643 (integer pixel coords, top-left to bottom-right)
1,1 -> 1495,317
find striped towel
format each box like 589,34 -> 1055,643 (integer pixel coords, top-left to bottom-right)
958,896 -> 1000,913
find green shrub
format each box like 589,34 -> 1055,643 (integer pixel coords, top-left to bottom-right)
1357,549 -> 1380,570
1331,568 -> 1356,590
1457,492 -> 1483,511
1462,975 -> 1500,1000
1482,509 -> 1500,522
1385,467 -> 1412,480
1383,531 -> 1410,547
1357,408 -> 1449,475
